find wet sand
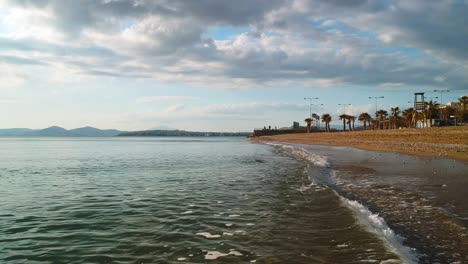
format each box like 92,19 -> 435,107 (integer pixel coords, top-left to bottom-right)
271,143 -> 468,263
252,126 -> 468,162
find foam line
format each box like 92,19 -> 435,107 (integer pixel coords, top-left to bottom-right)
340,196 -> 419,264
266,142 -> 329,167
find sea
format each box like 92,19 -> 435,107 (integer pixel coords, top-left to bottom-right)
0,137 -> 466,263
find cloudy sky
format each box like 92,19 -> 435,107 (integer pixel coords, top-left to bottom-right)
0,0 -> 467,131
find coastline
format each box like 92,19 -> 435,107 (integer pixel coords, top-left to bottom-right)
266,141 -> 468,263
251,126 -> 468,162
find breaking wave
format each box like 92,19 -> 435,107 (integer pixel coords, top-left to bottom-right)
266,142 -> 419,263
266,142 -> 329,168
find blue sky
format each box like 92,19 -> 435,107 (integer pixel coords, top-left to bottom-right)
0,0 -> 467,131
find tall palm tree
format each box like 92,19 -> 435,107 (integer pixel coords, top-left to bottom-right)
358,112 -> 371,129
347,115 -> 356,131
312,113 -> 320,130
459,96 -> 468,121
375,110 -> 388,129
321,113 -> 332,132
390,107 -> 400,129
426,100 -> 439,127
402,108 -> 415,128
304,118 -> 312,133
339,114 -> 347,131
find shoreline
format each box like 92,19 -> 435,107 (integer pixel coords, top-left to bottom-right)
251,126 -> 468,162
269,141 -> 468,262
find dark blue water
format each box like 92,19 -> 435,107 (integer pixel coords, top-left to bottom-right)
0,137 -> 406,263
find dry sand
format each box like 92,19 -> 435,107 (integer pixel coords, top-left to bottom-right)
252,126 -> 468,162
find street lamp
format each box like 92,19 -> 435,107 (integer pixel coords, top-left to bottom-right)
304,97 -> 319,119
433,90 -> 450,105
368,96 -> 384,114
338,103 -> 351,115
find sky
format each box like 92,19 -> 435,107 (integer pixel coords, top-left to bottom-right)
0,0 -> 467,132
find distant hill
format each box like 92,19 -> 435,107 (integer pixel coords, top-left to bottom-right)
0,126 -> 123,137
118,129 -> 250,137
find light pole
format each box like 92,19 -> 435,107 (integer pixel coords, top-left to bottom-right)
368,96 -> 384,115
304,97 -> 319,119
433,90 -> 449,105
338,103 -> 351,115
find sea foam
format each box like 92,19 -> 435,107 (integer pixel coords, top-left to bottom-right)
267,142 -> 418,263
340,197 -> 419,264
266,142 -> 329,167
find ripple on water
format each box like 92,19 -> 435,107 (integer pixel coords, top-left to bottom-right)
0,138 -> 408,263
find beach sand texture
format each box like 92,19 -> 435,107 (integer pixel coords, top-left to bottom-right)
253,126 -> 468,162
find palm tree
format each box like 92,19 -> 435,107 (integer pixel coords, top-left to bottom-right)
347,115 -> 356,131
304,118 -> 312,133
321,113 -> 332,132
390,107 -> 400,129
339,114 -> 347,131
312,113 -> 320,130
375,110 -> 388,129
358,112 -> 371,129
459,96 -> 468,121
402,108 -> 415,128
426,100 -> 439,127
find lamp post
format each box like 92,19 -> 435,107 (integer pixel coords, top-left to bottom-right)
368,96 -> 384,115
433,90 -> 449,105
338,103 -> 351,115
304,97 -> 319,119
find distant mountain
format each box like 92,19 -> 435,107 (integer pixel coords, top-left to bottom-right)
69,126 -> 122,137
118,129 -> 250,137
36,126 -> 69,136
0,126 -> 123,137
0,128 -> 38,136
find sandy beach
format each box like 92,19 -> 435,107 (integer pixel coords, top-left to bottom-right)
263,137 -> 468,262
252,126 -> 468,162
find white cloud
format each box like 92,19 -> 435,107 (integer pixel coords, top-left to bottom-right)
0,0 -> 467,89
203,102 -> 306,115
135,96 -> 197,104
0,63 -> 27,88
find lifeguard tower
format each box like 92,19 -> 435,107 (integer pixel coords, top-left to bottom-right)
413,92 -> 427,127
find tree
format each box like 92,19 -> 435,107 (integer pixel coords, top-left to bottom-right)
339,114 -> 347,131
426,100 -> 439,127
347,115 -> 356,131
375,110 -> 388,129
390,107 -> 400,129
312,113 -> 320,130
358,112 -> 371,129
459,96 -> 468,121
321,113 -> 332,132
402,108 -> 415,128
304,118 -> 312,133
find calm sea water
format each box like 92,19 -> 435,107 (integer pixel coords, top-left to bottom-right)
0,137 -> 410,263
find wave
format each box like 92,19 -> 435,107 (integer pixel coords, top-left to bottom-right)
340,196 -> 418,264
265,142 -> 329,168
266,142 -> 419,263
